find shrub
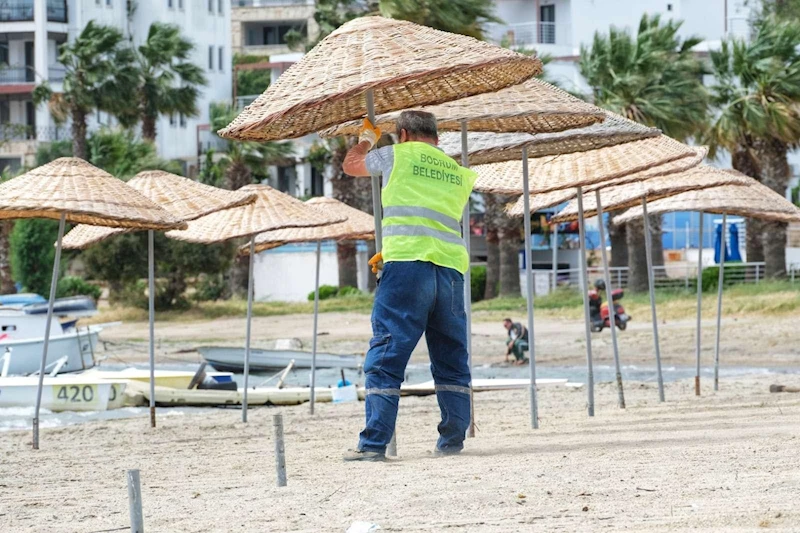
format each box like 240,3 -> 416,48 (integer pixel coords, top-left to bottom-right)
57,276 -> 102,302
337,285 -> 362,297
192,273 -> 228,302
308,284 -> 339,301
10,218 -> 62,295
470,265 -> 486,302
701,263 -> 747,292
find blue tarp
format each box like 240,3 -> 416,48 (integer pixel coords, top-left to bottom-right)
714,222 -> 741,264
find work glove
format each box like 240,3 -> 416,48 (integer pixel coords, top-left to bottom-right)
358,118 -> 382,149
368,251 -> 383,274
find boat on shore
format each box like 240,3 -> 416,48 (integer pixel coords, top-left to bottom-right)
0,376 -> 127,412
198,346 -> 363,372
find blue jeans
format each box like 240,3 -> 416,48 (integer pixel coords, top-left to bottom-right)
358,261 -> 471,453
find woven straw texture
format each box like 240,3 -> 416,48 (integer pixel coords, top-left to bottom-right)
438,111 -> 659,165
506,147 -> 708,216
550,165 -> 751,222
613,174 -> 800,224
0,158 -> 186,230
240,197 -> 375,255
166,185 -> 346,244
62,171 -> 258,249
474,135 -> 695,195
320,78 -> 605,137
219,16 -> 541,141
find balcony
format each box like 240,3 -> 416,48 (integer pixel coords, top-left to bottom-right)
48,64 -> 65,81
0,1 -> 67,23
0,66 -> 35,84
234,0 -> 313,6
486,21 -> 574,57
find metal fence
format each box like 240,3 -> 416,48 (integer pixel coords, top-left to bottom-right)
234,0 -> 313,6
546,261 -> 793,291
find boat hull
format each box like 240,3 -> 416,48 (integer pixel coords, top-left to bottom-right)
1,330 -> 98,376
0,377 -> 126,412
198,346 -> 363,372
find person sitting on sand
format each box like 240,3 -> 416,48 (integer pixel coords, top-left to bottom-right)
503,318 -> 528,365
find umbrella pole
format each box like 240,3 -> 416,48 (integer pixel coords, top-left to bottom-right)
148,230 -> 156,427
521,147 -> 539,429
552,222 -> 559,292
366,89 -> 382,255
460,120 -> 475,438
310,240 -> 321,415
714,212 -> 727,391
695,212 -> 704,396
32,211 -> 66,450
242,236 -> 256,423
642,198 -> 665,402
576,188 -> 595,417
595,191 -> 625,409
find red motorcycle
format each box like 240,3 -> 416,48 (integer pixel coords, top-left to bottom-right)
588,279 -> 630,332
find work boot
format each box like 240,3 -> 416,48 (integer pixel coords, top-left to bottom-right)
343,449 -> 386,462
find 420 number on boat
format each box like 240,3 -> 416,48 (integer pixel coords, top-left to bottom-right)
56,385 -> 98,403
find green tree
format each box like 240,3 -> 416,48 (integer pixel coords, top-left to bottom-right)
32,21 -> 135,159
706,17 -> 800,277
234,54 -> 271,97
10,219 -> 62,295
378,0 -> 501,39
579,14 -> 709,292
125,23 -> 207,141
87,130 -> 183,179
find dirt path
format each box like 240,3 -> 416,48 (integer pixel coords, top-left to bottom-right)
96,311 -> 800,369
2,375 -> 799,531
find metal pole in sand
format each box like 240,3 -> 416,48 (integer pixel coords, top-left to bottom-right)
576,189 -> 595,416
521,146 -> 539,428
310,240 -> 322,415
32,212 -> 66,449
127,469 -> 144,533
552,222 -> 559,292
274,414 -> 287,487
242,236 -> 256,422
642,198 -> 665,402
695,212 -> 704,396
460,120 -> 476,438
714,213 -> 727,391
148,230 -> 156,427
595,191 -> 625,409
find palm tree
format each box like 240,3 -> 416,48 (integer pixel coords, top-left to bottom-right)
706,17 -> 800,277
378,0 -> 501,39
127,23 -> 207,142
579,14 -> 709,292
32,21 -> 135,160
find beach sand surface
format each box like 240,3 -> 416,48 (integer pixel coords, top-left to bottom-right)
2,374 -> 799,532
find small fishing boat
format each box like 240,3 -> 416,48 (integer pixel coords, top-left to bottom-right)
0,376 -> 127,412
82,367 -> 235,390
198,346 -> 363,372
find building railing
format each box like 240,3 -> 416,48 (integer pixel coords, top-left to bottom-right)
0,0 -> 67,22
0,66 -> 35,84
48,64 -> 66,81
0,124 -> 69,142
544,261 -> 782,293
234,0 -> 313,7
235,94 -> 259,111
486,21 -> 573,50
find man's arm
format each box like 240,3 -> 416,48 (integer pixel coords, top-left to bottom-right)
342,140 -> 372,177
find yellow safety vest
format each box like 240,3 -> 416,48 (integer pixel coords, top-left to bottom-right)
381,142 -> 477,274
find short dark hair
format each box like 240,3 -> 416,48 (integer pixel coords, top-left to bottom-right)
503,318 -> 512,323
396,110 -> 438,140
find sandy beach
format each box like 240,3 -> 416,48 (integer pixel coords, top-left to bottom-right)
2,373 -> 800,532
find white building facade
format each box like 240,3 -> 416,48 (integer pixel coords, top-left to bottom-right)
0,0 -> 231,172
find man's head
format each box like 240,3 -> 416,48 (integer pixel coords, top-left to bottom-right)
503,318 -> 513,331
396,110 -> 438,145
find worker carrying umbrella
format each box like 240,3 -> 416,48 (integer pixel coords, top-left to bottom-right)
342,111 -> 477,462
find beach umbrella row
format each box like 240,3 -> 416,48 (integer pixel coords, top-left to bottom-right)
0,158 -> 188,449
62,171 -> 257,428
239,197 -> 375,415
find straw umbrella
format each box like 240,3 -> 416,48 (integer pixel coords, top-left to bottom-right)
167,185 -> 345,422
550,165 -> 751,401
239,197 -> 374,415
0,158 -> 187,449
61,171 -> 257,427
322,79 -> 608,434
219,15 -> 541,259
613,177 -> 800,393
474,133 -> 699,416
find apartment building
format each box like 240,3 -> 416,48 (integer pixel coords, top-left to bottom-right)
230,0 -> 317,57
0,0 -> 231,172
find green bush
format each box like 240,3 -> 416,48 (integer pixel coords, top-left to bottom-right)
10,218 -> 63,295
701,263 -> 746,292
57,276 -> 102,302
470,265 -> 486,302
192,274 -> 227,302
308,284 -> 339,301
337,285 -> 362,297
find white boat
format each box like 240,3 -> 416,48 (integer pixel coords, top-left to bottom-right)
198,345 -> 363,372
0,376 -> 127,412
83,367 -> 235,390
0,308 -> 102,376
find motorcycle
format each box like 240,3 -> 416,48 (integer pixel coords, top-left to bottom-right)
588,279 -> 630,332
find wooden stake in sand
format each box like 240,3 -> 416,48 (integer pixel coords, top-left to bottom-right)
273,414 -> 287,487
127,469 -> 144,533
387,432 -> 397,457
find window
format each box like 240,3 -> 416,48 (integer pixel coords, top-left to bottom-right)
539,5 -> 555,44
277,166 -> 296,194
0,101 -> 10,124
218,47 -> 224,72
208,45 -> 214,69
0,43 -> 8,66
218,0 -> 223,14
179,0 -> 183,8
169,114 -> 175,126
310,167 -> 324,197
208,0 -> 213,13
245,22 -> 306,46
179,114 -> 187,128
667,3 -> 673,11
168,0 -> 173,7
106,0 -> 111,6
